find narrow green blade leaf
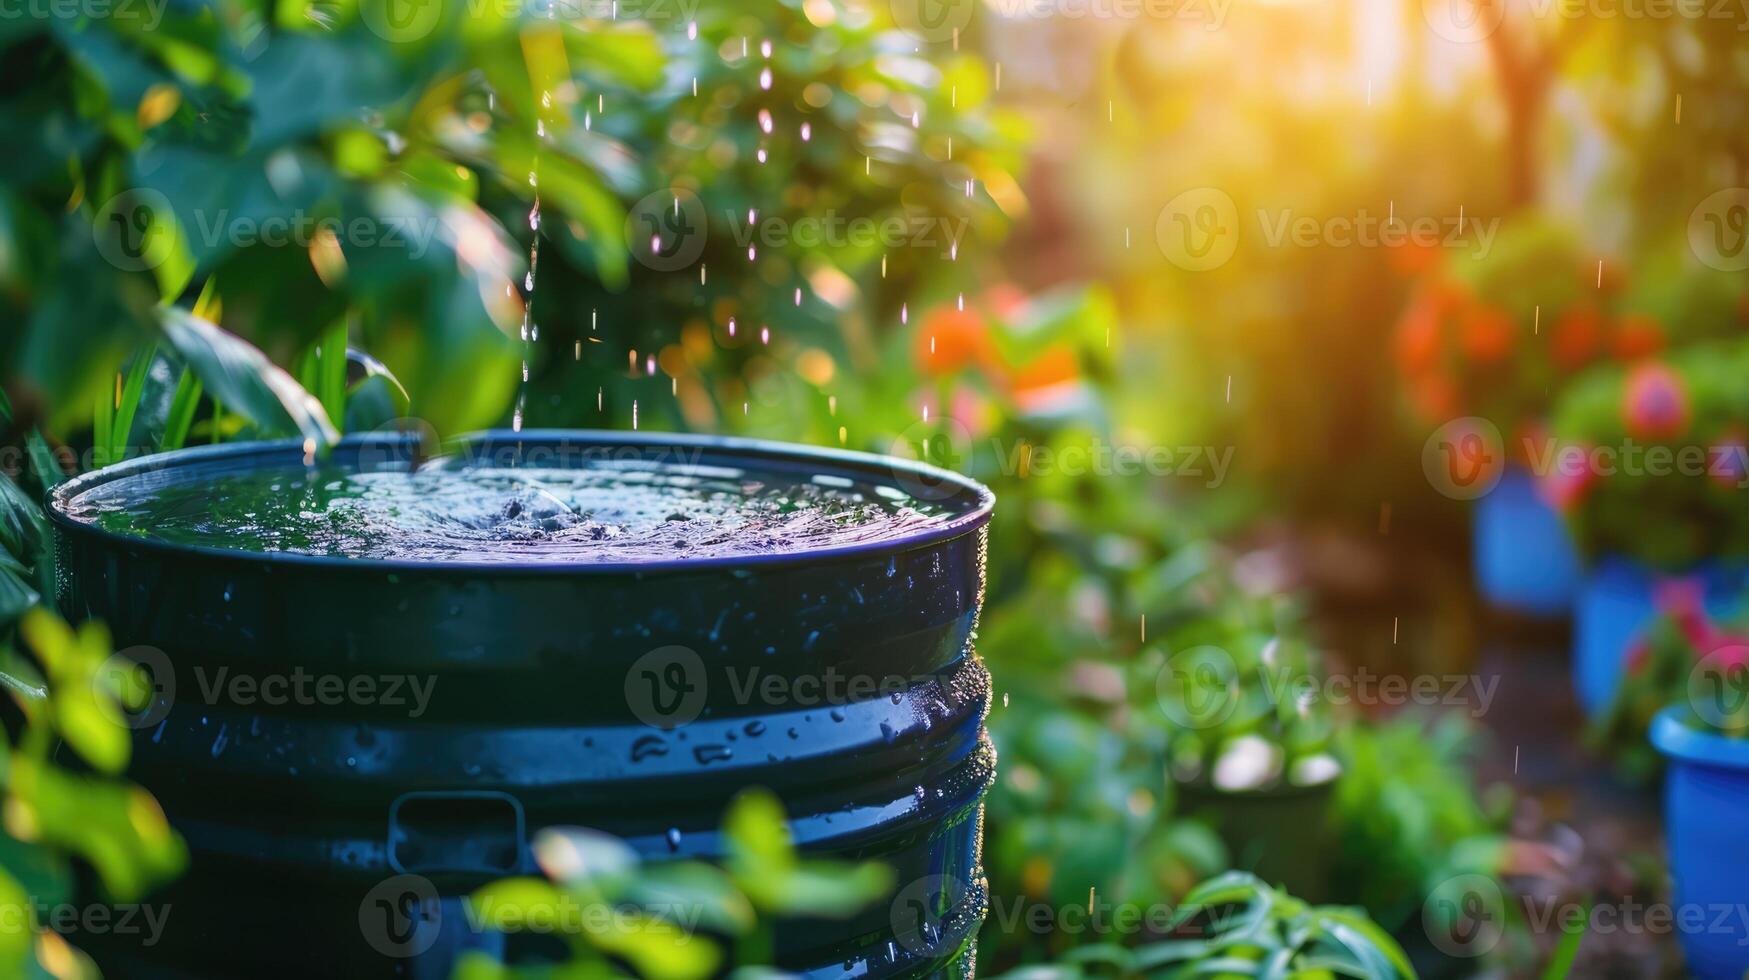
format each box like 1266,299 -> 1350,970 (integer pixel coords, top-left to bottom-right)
109,343 -> 157,466
160,368 -> 203,452
159,308 -> 338,451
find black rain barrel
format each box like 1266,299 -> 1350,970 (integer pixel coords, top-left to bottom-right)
47,430 -> 996,979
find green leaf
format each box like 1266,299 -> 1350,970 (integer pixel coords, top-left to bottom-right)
160,367 -> 203,452
588,910 -> 719,980
467,877 -> 567,932
0,473 -> 46,562
1317,910 -> 1415,979
0,868 -> 32,971
1540,896 -> 1588,980
757,861 -> 894,919
317,321 -> 349,435
26,431 -> 65,490
531,826 -> 639,887
632,862 -> 757,936
0,565 -> 41,630
107,343 -> 157,467
723,789 -> 794,881
158,307 -> 339,450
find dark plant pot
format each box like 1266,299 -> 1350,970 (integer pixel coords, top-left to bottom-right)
1572,558 -> 1748,716
49,431 -> 996,979
1471,465 -> 1580,617
1651,708 -> 1749,979
1175,778 -> 1336,903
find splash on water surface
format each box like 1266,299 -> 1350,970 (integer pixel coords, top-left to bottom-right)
62,450 -> 972,564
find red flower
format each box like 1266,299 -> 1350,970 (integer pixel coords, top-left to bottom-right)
1551,306 -> 1604,371
1394,300 -> 1443,375
1459,305 -> 1515,364
982,284 -> 1031,322
1612,314 -> 1666,361
1621,362 -> 1690,441
1537,442 -> 1596,511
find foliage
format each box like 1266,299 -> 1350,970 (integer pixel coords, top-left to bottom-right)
1144,569 -> 1342,794
0,398 -> 187,977
983,872 -> 1416,980
1328,713 -> 1509,935
1392,215 -> 1742,437
1593,583 -> 1749,776
453,789 -> 893,979
1546,337 -> 1749,567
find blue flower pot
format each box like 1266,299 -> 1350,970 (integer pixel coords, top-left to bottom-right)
1573,560 -> 1749,716
1652,709 -> 1749,979
1472,465 -> 1580,617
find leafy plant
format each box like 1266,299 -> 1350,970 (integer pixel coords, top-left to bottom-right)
1392,215 -> 1740,438
1593,583 -> 1749,776
454,789 -> 894,978
1328,712 -> 1509,934
984,872 -> 1416,980
1546,337 -> 1749,568
1143,565 -> 1342,795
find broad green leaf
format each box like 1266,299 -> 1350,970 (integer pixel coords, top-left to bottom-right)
755,861 -> 893,918
632,862 -> 756,935
0,473 -> 46,563
0,566 -> 41,630
159,307 -> 339,450
55,680 -> 131,775
588,910 -> 719,980
531,826 -> 639,887
466,877 -> 567,932
0,868 -> 32,970
723,789 -> 794,882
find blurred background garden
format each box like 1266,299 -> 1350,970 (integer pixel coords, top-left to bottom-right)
3,0 -> 1749,974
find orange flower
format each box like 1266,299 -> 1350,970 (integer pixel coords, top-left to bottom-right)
1459,304 -> 1514,364
1409,375 -> 1459,422
1429,277 -> 1472,318
1388,240 -> 1442,277
1394,301 -> 1442,375
1612,313 -> 1665,361
914,305 -> 988,376
1009,345 -> 1079,394
1550,305 -> 1604,371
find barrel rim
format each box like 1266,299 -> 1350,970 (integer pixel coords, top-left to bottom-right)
47,429 -> 995,576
